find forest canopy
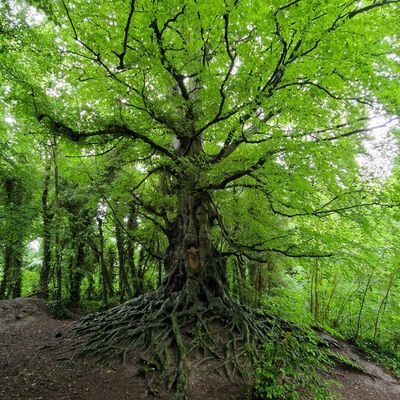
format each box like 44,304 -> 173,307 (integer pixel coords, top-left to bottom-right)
1,0 -> 400,398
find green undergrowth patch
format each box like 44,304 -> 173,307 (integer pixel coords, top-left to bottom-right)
327,350 -> 361,372
356,338 -> 400,378
253,322 -> 337,400
46,299 -> 74,319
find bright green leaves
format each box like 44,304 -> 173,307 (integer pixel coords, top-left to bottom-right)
1,0 -> 400,305
254,324 -> 335,400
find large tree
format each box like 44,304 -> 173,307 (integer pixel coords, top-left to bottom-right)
1,0 -> 400,396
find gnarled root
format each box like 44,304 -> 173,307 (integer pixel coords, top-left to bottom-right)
58,280 -> 276,399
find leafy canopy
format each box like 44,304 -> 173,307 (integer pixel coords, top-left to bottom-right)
1,0 -> 400,260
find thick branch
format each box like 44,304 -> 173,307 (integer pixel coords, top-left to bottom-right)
40,115 -> 175,159
206,149 -> 282,190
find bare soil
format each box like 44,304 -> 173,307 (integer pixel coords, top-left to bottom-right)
320,331 -> 400,400
0,298 -> 399,400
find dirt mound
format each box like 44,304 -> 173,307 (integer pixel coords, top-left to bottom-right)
1,307 -> 399,400
0,297 -> 48,328
0,311 -> 247,400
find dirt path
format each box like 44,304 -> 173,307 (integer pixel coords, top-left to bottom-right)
0,298 -> 247,400
319,332 -> 400,400
1,298 -> 399,400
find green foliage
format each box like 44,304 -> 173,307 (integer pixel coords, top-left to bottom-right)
327,350 -> 361,372
0,3 -> 400,396
46,299 -> 73,319
21,269 -> 39,296
254,325 -> 336,400
79,299 -> 103,314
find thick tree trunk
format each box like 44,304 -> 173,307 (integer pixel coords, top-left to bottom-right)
163,187 -> 225,299
161,134 -> 226,299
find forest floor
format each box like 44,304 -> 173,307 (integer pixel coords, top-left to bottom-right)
0,298 -> 399,400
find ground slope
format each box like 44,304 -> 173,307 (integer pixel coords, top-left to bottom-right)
0,298 -> 399,400
320,331 -> 400,400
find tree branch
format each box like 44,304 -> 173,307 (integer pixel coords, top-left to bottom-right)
214,13 -> 237,121
40,114 -> 176,159
276,80 -> 373,106
270,200 -> 400,218
206,148 -> 283,190
113,0 -> 136,70
61,0 -> 139,94
149,7 -> 189,101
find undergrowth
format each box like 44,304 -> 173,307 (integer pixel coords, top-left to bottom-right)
46,299 -> 73,319
253,323 -> 337,400
357,338 -> 400,378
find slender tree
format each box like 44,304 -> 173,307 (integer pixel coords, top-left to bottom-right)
38,148 -> 52,298
0,175 -> 25,299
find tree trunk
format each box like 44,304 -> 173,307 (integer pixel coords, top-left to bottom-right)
115,219 -> 132,301
39,158 -> 52,298
163,187 -> 226,299
0,245 -> 22,299
11,249 -> 23,298
126,201 -> 137,294
160,133 -> 226,301
373,266 -> 400,340
355,270 -> 374,339
52,136 -> 62,302
97,216 -> 112,307
69,242 -> 85,309
0,248 -> 12,299
0,177 -> 24,299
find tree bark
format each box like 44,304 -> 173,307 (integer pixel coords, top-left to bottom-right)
97,216 -> 112,307
69,242 -> 85,309
115,218 -> 132,301
163,163 -> 225,298
39,157 -> 52,298
0,177 -> 24,299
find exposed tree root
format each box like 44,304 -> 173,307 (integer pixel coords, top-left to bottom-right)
57,280 -> 289,399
